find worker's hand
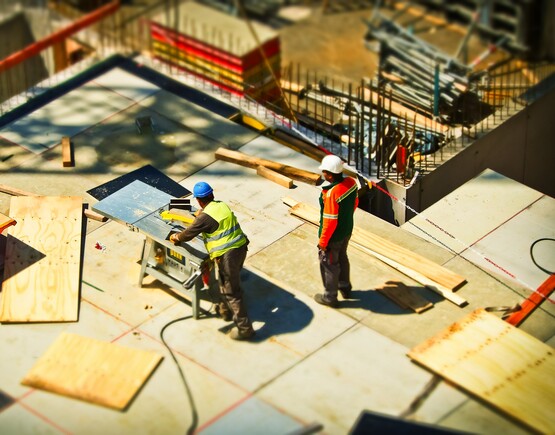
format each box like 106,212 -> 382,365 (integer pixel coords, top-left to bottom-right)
169,233 -> 179,244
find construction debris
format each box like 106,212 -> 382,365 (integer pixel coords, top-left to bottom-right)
256,165 -> 294,188
376,280 -> 433,314
215,147 -> 321,185
61,136 -> 74,167
0,212 -> 16,234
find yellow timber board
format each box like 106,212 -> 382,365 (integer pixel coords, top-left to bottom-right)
408,309 -> 555,434
21,332 -> 163,410
0,196 -> 82,322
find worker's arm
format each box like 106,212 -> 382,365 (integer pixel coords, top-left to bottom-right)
318,191 -> 339,250
169,213 -> 218,244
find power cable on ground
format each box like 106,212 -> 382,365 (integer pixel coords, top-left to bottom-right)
160,315 -> 199,435
530,238 -> 555,275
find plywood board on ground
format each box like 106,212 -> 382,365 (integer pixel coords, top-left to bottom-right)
21,332 -> 163,410
408,309 -> 555,434
0,196 -> 82,322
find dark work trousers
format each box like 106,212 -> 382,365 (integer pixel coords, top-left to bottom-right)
319,236 -> 352,302
215,243 -> 253,334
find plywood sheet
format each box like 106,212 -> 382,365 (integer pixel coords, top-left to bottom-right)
0,196 -> 82,322
21,332 -> 163,410
408,309 -> 555,434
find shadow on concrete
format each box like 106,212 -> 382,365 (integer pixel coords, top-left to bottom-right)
340,289 -> 414,315
242,268 -> 314,341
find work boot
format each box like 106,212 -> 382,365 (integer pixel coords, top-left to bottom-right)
339,283 -> 353,299
229,328 -> 256,341
314,293 -> 339,308
340,289 -> 353,299
215,303 -> 232,321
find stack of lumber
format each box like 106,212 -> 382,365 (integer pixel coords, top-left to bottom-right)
282,197 -> 467,306
150,2 -> 281,102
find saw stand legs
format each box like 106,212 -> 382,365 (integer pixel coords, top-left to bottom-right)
139,237 -> 202,319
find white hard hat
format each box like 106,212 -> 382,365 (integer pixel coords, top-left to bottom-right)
319,155 -> 344,174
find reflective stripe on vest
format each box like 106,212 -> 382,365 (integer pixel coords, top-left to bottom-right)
202,201 -> 246,259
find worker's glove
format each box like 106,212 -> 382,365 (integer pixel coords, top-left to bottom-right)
318,245 -> 331,263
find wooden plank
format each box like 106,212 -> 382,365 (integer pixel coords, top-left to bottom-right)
0,183 -> 38,197
21,332 -> 163,410
283,198 -> 466,292
0,212 -> 16,234
376,280 -> 433,313
505,274 -> 555,326
215,147 -> 321,185
408,309 -> 555,434
61,136 -> 74,167
358,245 -> 467,306
257,165 -> 294,188
84,207 -> 108,222
0,196 -> 82,322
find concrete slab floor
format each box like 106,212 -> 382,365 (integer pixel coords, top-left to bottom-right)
0,60 -> 551,435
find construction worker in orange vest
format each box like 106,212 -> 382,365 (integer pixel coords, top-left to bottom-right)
314,155 -> 359,308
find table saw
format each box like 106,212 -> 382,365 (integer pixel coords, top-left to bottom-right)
92,179 -> 218,319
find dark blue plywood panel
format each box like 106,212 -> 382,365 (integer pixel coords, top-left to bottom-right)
87,164 -> 190,201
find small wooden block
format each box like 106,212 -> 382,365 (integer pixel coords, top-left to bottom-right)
21,332 -> 163,410
376,281 -> 433,314
0,212 -> 16,234
84,208 -> 108,222
62,136 -> 74,167
257,165 -> 294,188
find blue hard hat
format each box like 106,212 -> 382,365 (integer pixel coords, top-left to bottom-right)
193,182 -> 213,198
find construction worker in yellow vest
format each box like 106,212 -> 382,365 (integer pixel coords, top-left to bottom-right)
170,182 -> 255,341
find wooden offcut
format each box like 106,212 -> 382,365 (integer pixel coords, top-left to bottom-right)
0,212 -> 16,234
61,136 -> 74,167
0,183 -> 38,197
0,196 -> 82,323
376,281 -> 433,313
408,309 -> 555,434
215,147 -> 321,185
257,165 -> 294,188
282,197 -> 466,294
21,332 -> 163,410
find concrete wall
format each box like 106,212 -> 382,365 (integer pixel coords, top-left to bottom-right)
401,87 -> 555,222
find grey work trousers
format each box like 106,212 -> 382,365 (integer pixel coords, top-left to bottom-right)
318,236 -> 352,302
215,243 -> 253,334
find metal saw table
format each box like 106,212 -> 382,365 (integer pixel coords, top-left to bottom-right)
92,179 -> 216,319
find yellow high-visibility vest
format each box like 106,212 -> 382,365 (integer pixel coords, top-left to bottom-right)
202,201 -> 247,259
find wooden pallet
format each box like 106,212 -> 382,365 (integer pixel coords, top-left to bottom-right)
0,196 -> 82,322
